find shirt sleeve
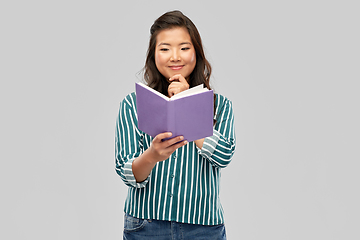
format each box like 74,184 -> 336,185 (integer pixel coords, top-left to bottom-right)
198,95 -> 236,168
115,93 -> 150,188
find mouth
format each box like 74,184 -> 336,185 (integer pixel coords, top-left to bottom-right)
169,65 -> 184,70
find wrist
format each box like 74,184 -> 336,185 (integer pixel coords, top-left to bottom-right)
143,148 -> 160,165
132,149 -> 157,183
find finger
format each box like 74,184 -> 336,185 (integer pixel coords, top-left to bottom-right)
168,86 -> 179,96
153,132 -> 172,143
177,75 -> 188,85
168,88 -> 175,97
168,83 -> 181,96
168,74 -> 181,82
163,135 -> 185,147
169,91 -> 175,97
168,80 -> 188,96
167,139 -> 188,152
169,74 -> 187,84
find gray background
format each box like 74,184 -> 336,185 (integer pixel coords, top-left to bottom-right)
1,0 -> 359,239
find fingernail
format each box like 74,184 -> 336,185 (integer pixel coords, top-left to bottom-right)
184,141 -> 188,145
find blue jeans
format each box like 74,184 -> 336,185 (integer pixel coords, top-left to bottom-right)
123,213 -> 226,240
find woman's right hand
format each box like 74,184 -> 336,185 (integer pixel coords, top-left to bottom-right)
132,132 -> 187,183
149,132 -> 187,163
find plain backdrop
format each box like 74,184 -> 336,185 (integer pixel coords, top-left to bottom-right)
1,0 -> 359,239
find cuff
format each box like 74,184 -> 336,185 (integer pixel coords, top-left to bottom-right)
123,159 -> 150,188
198,130 -> 221,159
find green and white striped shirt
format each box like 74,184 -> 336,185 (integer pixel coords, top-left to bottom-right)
115,92 -> 236,225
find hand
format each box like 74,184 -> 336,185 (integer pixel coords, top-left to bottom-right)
194,138 -> 205,149
149,132 -> 187,163
168,74 -> 189,97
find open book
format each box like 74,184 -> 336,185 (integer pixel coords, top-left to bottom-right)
136,82 -> 214,142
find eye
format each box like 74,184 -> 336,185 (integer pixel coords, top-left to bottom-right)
160,48 -> 169,51
181,47 -> 190,51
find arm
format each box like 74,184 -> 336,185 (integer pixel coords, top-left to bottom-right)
115,94 -> 145,188
167,77 -> 234,160
115,94 -> 186,187
197,95 -> 236,168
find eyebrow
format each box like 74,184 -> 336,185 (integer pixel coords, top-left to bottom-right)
157,42 -> 192,47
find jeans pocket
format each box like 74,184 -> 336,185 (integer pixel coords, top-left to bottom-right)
124,213 -> 148,232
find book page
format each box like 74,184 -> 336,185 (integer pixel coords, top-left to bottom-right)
170,84 -> 208,100
137,82 -> 209,101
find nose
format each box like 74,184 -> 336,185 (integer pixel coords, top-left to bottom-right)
170,50 -> 180,61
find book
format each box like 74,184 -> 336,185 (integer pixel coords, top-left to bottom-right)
136,82 -> 214,142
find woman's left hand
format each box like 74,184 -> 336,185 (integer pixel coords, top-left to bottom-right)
168,74 -> 189,97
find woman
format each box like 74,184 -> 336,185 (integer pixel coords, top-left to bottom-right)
115,10 -> 236,240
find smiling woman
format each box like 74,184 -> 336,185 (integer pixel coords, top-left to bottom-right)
115,10 -> 236,240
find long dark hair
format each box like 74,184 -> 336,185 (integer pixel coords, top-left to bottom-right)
143,10 -> 216,122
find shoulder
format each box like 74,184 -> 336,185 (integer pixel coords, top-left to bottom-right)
120,92 -> 137,108
214,93 -> 234,122
214,93 -> 233,108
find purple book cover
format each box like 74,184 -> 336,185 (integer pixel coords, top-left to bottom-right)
136,83 -> 213,142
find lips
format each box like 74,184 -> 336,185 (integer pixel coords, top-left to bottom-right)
169,65 -> 184,70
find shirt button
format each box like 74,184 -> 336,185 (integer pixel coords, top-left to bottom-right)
171,174 -> 175,178
170,193 -> 173,197
173,155 -> 177,159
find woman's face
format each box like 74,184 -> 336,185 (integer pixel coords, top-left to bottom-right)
155,27 -> 196,80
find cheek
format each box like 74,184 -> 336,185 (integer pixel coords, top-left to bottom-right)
188,52 -> 196,69
155,52 -> 166,67
190,53 -> 196,64
155,53 -> 169,77
155,53 -> 160,67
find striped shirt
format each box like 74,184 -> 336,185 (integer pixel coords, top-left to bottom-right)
115,92 -> 236,225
